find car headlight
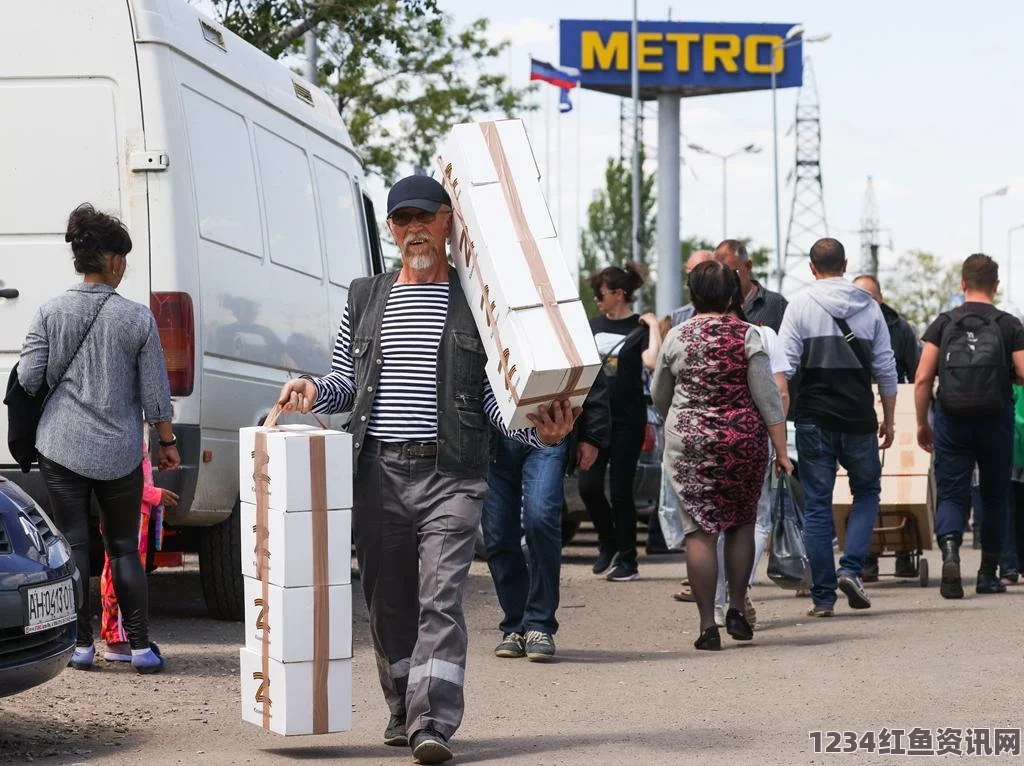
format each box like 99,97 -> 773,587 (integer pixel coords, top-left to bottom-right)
47,536 -> 72,569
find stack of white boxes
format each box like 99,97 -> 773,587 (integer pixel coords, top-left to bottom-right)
237,423 -> 354,736
437,119 -> 601,430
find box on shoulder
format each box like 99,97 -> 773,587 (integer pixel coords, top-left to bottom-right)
436,118 -> 601,430
239,425 -> 353,512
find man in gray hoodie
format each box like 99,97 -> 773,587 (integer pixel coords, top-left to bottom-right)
779,238 -> 898,616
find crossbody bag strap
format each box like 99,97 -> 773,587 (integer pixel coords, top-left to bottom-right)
600,325 -> 646,367
831,315 -> 872,374
43,292 -> 114,406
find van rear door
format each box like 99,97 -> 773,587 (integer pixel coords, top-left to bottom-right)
0,1 -> 150,466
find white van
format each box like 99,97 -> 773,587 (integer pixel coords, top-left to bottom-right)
0,0 -> 383,619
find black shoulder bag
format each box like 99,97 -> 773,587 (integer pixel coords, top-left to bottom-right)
4,293 -> 113,472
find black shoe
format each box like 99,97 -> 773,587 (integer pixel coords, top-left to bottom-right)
411,728 -> 453,765
606,560 -> 639,582
725,608 -> 753,641
976,573 -> 1008,594
939,536 -> 963,599
494,632 -> 526,659
592,548 -> 618,576
384,713 -> 408,747
694,626 -> 721,651
894,554 -> 917,578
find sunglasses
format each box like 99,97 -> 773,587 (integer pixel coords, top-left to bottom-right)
593,287 -> 620,301
389,209 -> 442,227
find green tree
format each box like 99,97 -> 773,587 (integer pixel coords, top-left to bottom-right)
206,0 -> 535,182
886,250 -> 961,333
578,156 -> 657,315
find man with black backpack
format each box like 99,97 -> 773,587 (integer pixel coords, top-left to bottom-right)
915,253 -> 1024,599
779,238 -> 898,617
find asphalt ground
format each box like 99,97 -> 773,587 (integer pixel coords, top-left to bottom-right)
2,524 -> 1022,765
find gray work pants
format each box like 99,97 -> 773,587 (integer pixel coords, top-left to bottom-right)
353,438 -> 485,741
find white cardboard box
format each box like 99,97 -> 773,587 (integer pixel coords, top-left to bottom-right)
240,503 -> 352,588
243,578 -> 352,663
239,426 -> 352,512
439,119 -> 579,310
488,301 -> 600,430
239,648 -> 352,736
437,118 -> 601,429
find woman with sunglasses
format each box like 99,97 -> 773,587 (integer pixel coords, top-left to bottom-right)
580,263 -> 662,582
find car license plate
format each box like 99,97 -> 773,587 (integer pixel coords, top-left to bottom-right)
24,578 -> 76,634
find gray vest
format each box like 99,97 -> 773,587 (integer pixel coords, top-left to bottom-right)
346,266 -> 490,478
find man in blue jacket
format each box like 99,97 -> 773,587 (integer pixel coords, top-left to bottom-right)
779,238 -> 898,617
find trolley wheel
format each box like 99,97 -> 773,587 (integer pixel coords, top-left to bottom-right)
919,558 -> 929,588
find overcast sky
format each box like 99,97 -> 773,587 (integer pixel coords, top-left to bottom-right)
434,0 -> 1024,299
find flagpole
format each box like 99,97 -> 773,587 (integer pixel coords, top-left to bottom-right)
545,88 -> 552,202
556,93 -> 562,235
576,87 -> 582,283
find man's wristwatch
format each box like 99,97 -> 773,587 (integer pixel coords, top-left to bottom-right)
158,435 -> 177,448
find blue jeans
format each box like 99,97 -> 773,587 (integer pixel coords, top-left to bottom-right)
482,436 -> 568,635
795,420 -> 882,610
933,406 -> 1012,560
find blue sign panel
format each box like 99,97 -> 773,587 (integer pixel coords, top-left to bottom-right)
559,19 -> 803,96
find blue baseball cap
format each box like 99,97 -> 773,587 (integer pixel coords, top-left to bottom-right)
386,175 -> 452,217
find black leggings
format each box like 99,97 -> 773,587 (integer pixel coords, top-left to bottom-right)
38,456 -> 148,649
578,414 -> 646,563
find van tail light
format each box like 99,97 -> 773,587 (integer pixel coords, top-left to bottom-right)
150,292 -> 195,396
641,422 -> 657,453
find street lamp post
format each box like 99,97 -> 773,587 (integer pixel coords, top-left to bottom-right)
687,142 -> 761,240
979,186 -> 1009,253
1008,222 -> 1024,303
771,26 -> 831,293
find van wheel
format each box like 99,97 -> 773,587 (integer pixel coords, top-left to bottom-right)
199,498 -> 244,621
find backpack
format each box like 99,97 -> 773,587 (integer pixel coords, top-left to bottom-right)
937,311 -> 1009,416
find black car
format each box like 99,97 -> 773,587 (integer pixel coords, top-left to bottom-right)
0,477 -> 79,697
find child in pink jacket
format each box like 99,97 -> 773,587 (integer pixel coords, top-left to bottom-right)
100,442 -> 178,662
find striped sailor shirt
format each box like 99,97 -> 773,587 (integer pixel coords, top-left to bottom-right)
311,282 -> 546,448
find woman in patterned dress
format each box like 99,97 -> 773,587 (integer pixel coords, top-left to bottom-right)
652,262 -> 793,650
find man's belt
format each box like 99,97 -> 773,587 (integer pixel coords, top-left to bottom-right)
377,440 -> 439,458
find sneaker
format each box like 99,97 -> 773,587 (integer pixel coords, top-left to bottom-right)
606,560 -> 639,582
69,645 -> 94,671
524,630 -> 556,662
411,728 -> 453,765
592,549 -> 619,576
384,713 -> 408,747
976,573 -> 1008,594
743,595 -> 757,629
103,642 -> 132,663
862,560 -> 879,583
713,605 -> 726,628
494,632 -> 526,659
1000,570 -> 1019,585
806,606 -> 834,618
837,574 -> 871,610
131,642 -> 165,675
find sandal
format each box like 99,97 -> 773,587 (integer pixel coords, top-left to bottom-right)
672,588 -> 696,602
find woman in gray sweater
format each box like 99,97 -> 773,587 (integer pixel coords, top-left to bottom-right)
652,262 -> 793,650
18,204 -> 180,673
